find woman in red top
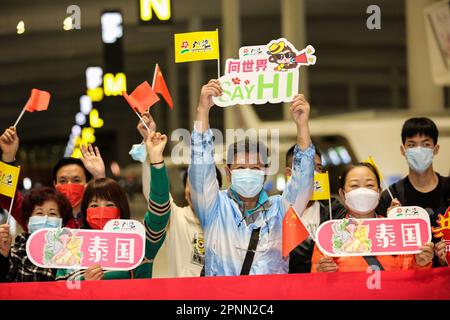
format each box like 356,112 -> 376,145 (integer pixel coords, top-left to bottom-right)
311,162 -> 435,273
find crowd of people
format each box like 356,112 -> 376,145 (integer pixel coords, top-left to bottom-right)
0,79 -> 448,282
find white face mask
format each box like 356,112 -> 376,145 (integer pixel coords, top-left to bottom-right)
404,147 -> 434,173
344,188 -> 380,215
231,168 -> 265,198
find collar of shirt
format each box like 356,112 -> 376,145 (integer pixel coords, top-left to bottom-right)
228,188 -> 271,226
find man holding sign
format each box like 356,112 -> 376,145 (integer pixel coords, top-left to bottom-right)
188,79 -> 315,276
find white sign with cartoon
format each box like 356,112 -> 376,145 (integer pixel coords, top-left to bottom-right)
213,38 -> 316,107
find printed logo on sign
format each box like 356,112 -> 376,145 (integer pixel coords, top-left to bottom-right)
0,172 -> 13,188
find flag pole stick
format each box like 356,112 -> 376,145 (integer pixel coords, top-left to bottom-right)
382,179 -> 394,201
217,59 -> 221,79
328,196 -> 333,221
13,106 -> 27,128
6,192 -> 16,226
152,64 -> 158,89
135,110 -> 151,132
216,28 -> 221,79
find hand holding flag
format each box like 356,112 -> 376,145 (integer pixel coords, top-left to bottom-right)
14,89 -> 51,127
122,81 -> 159,131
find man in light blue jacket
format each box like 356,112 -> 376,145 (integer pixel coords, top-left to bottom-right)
189,79 -> 315,276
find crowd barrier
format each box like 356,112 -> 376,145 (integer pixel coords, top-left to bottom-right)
0,267 -> 449,300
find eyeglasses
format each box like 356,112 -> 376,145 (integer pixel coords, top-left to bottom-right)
275,52 -> 295,59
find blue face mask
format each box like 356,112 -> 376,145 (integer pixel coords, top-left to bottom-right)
27,215 -> 62,234
405,147 -> 434,174
231,169 -> 265,198
129,143 -> 147,163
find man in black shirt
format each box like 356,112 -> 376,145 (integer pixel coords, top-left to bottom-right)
377,117 -> 449,266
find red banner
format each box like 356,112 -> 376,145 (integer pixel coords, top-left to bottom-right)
0,267 -> 448,300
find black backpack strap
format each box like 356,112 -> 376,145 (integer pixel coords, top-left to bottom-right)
363,256 -> 385,271
240,227 -> 261,275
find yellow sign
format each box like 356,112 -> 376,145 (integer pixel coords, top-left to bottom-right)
0,162 -> 20,198
103,73 -> 127,96
140,0 -> 171,22
311,172 -> 331,201
174,30 -> 220,63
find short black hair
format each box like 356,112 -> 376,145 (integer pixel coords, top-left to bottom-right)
339,162 -> 381,190
226,138 -> 270,167
22,186 -> 72,226
401,117 -> 438,145
182,167 -> 223,188
286,143 -> 321,168
52,157 -> 92,184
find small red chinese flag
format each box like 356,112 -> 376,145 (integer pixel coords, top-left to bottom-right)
122,81 -> 160,114
25,89 -> 51,112
282,206 -> 310,257
152,64 -> 173,109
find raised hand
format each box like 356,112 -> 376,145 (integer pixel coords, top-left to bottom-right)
137,111 -> 156,140
84,265 -> 104,281
80,144 -> 106,179
0,224 -> 12,258
290,94 -> 311,150
145,131 -> 167,166
0,127 -> 19,162
195,79 -> 223,133
198,79 -> 223,112
290,94 -> 310,127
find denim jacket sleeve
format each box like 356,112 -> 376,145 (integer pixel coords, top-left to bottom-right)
282,143 -> 315,217
187,128 -> 220,227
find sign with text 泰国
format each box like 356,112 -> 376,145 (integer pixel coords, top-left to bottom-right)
316,217 -> 431,257
26,219 -> 145,271
212,38 -> 316,107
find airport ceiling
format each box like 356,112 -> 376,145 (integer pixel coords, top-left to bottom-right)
0,0 -> 404,126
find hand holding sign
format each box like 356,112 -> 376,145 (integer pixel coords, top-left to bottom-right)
84,264 -> 104,281
415,242 -> 435,267
0,127 -> 19,163
290,94 -> 310,127
198,79 -> 223,112
434,240 -> 449,266
196,79 -> 223,133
